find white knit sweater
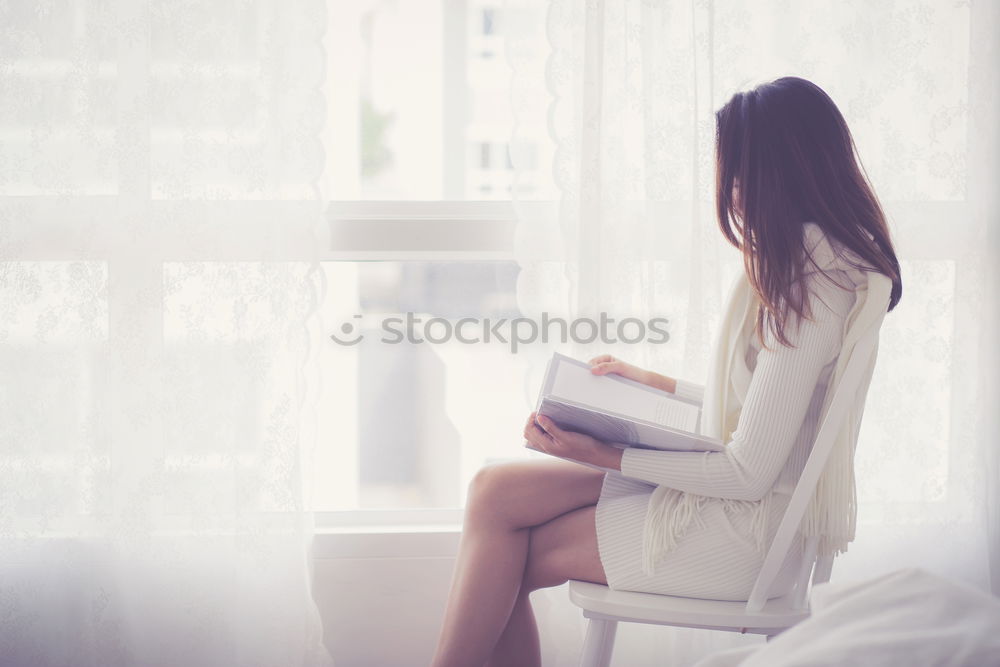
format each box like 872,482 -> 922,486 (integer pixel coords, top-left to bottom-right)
618,222 -> 879,575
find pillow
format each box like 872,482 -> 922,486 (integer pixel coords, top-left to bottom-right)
693,568 -> 1000,667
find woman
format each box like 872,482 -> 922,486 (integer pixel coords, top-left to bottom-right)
431,76 -> 902,667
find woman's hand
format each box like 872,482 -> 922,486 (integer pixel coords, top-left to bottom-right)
523,411 -> 609,466
588,354 -> 677,394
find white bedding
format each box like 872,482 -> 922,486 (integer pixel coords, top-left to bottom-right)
693,568 -> 1000,667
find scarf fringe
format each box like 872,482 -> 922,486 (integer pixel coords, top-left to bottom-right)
800,410 -> 859,557
641,486 -> 704,576
640,488 -> 775,577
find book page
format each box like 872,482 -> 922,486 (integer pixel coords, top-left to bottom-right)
549,358 -> 699,432
653,400 -> 699,432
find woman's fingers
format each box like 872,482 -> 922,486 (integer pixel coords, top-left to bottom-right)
536,414 -> 564,438
588,354 -> 615,366
524,411 -> 554,450
590,360 -> 624,375
523,412 -> 539,439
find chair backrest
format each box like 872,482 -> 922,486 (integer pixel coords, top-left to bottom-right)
744,286 -> 890,613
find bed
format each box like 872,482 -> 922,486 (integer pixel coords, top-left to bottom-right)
693,567 -> 1000,667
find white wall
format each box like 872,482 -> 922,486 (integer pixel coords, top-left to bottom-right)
313,553 -> 458,665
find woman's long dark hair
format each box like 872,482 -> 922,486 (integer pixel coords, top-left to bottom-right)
714,76 -> 902,347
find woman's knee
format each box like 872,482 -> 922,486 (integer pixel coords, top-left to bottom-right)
465,462 -> 522,529
464,463 -> 513,526
464,460 -> 605,531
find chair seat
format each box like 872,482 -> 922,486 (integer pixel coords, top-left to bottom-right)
567,580 -> 809,635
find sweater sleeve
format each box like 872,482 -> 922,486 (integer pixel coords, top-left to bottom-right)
618,270 -> 855,501
673,378 -> 705,405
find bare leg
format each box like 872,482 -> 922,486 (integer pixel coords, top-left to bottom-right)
487,504 -> 607,667
485,590 -> 540,667
432,508 -> 529,667
430,460 -> 605,667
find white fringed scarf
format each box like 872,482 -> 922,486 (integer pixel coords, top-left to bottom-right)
639,222 -> 892,577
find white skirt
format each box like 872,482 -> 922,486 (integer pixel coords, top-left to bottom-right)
594,472 -> 802,601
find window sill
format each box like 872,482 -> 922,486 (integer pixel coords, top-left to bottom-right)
312,524 -> 462,560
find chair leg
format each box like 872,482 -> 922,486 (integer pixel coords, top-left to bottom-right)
579,617 -> 618,667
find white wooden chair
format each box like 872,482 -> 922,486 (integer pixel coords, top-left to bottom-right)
568,306 -> 887,667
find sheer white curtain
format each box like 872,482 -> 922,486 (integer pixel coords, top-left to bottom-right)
0,2 -> 333,666
506,0 -> 1000,664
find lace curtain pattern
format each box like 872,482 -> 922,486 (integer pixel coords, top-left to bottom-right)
1,1 -> 333,665
505,0 -> 999,664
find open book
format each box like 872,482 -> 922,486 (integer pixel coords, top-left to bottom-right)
526,352 -> 725,473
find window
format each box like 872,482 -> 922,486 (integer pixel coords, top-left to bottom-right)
318,1 -> 556,521
3,0 -> 981,535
